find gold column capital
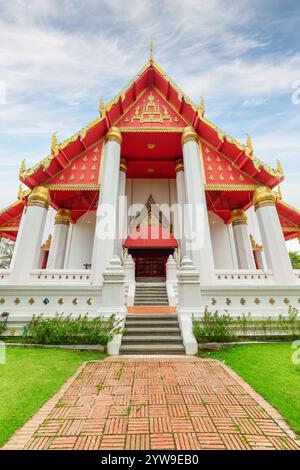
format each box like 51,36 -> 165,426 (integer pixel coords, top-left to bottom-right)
120,158 -> 128,173
55,208 -> 72,225
28,186 -> 51,209
106,126 -> 122,145
252,186 -> 276,210
182,126 -> 199,145
230,209 -> 248,226
175,159 -> 184,173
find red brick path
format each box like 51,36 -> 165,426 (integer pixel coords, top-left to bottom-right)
2,357 -> 299,451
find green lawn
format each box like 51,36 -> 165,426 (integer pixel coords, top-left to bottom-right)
0,347 -> 106,447
200,343 -> 300,437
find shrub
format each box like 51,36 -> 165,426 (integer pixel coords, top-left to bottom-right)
193,308 -> 236,343
0,321 -> 6,335
26,313 -> 124,345
193,306 -> 300,343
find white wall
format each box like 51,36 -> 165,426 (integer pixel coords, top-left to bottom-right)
209,212 -> 236,269
66,211 -> 96,269
126,178 -> 177,233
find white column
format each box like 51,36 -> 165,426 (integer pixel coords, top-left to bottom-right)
175,159 -> 186,257
182,126 -> 215,284
231,209 -> 256,269
91,127 -> 122,285
10,186 -> 50,283
99,255 -> 126,355
47,209 -> 71,269
115,158 -> 127,256
253,187 -> 295,284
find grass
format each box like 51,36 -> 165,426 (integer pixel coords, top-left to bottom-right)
200,343 -> 300,437
0,346 -> 106,447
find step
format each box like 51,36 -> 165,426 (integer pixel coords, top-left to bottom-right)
122,335 -> 183,344
120,344 -> 185,355
134,302 -> 169,306
134,295 -> 168,300
126,314 -> 178,320
135,288 -> 167,291
124,327 -> 181,336
125,320 -> 179,326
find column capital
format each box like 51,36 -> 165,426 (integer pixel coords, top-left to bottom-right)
175,159 -> 184,173
106,126 -> 122,145
120,158 -> 128,173
252,186 -> 276,210
182,126 -> 199,145
230,209 -> 248,226
28,186 -> 51,209
55,208 -> 72,225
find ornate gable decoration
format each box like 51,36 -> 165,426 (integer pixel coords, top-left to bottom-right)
44,141 -> 103,190
118,88 -> 186,129
201,141 -> 256,188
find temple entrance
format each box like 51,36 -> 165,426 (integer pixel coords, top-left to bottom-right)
129,248 -> 173,281
123,225 -> 178,282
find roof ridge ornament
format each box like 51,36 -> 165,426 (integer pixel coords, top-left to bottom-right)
51,132 -> 59,156
20,159 -> 26,176
277,159 -> 284,176
277,184 -> 282,200
18,184 -> 23,201
149,39 -> 154,64
99,96 -> 105,118
198,97 -> 205,118
246,134 -> 253,155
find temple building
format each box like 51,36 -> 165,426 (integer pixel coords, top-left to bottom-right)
0,55 -> 300,354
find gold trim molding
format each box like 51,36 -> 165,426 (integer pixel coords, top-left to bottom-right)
205,184 -> 259,192
44,184 -> 100,191
230,209 -> 248,226
106,127 -> 122,145
120,158 -> 128,173
253,186 -> 276,210
182,126 -> 199,145
175,159 -> 184,173
55,208 -> 72,225
28,186 -> 51,209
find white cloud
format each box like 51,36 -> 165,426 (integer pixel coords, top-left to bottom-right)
0,0 -> 299,235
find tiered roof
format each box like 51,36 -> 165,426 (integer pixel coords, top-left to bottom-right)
0,57 -> 298,241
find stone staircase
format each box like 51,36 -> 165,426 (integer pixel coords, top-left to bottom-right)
134,282 -> 169,306
120,314 -> 185,355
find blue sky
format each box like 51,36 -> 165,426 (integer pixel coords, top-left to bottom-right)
0,0 -> 299,249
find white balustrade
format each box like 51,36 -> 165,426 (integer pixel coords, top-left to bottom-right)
30,269 -> 91,284
215,269 -> 274,284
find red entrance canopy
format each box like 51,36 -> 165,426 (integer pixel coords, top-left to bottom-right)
124,226 -> 178,249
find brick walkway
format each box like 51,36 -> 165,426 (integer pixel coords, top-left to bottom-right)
3,357 -> 299,451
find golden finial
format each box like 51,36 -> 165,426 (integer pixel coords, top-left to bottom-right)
277,159 -> 284,176
20,159 -> 26,175
99,96 -> 105,117
149,39 -> 154,63
51,132 -> 59,156
246,134 -> 253,154
18,184 -> 23,200
277,184 -> 282,200
198,97 -> 205,117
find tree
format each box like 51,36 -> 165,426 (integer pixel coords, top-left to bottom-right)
0,238 -> 15,269
289,251 -> 300,269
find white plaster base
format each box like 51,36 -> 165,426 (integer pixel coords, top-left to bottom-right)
177,311 -> 200,355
